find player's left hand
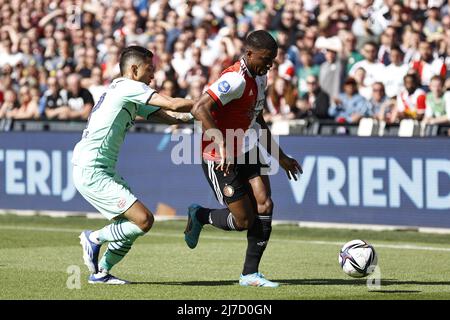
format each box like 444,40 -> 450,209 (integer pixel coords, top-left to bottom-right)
279,154 -> 303,181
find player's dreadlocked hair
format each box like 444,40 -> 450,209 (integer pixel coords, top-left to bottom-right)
245,30 -> 278,52
119,46 -> 153,75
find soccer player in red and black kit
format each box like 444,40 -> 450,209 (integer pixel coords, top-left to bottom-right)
184,30 -> 302,287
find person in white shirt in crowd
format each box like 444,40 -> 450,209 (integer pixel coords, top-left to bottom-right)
349,41 -> 385,88
383,46 -> 408,98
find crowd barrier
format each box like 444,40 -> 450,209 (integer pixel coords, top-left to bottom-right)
0,131 -> 449,228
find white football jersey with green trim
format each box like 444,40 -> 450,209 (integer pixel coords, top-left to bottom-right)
72,77 -> 159,169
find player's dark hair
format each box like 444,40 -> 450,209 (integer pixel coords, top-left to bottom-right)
245,30 -> 278,53
119,46 -> 153,75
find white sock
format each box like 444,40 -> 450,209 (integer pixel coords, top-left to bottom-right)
89,231 -> 101,245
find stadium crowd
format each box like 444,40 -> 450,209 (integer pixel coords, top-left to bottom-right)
0,0 -> 449,134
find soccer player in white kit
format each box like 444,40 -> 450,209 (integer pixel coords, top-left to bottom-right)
72,46 -> 194,284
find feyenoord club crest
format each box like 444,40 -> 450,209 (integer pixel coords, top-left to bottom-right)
223,184 -> 235,197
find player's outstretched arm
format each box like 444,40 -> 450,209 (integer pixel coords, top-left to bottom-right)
150,109 -> 193,125
148,93 -> 194,112
257,113 -> 303,180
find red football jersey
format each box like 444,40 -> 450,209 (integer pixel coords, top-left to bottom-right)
203,58 -> 267,161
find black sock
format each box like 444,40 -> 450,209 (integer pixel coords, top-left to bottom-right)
199,208 -> 238,231
242,215 -> 272,275
195,207 -> 212,225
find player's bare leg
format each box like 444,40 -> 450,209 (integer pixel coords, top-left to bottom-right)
122,200 -> 154,233
84,201 -> 154,284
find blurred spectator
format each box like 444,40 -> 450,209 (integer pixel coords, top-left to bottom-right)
424,2 -> 444,42
422,75 -> 450,125
159,79 -> 178,97
87,66 -> 107,103
264,74 -> 297,122
296,49 -> 320,97
0,89 -> 18,119
17,35 -> 42,67
39,76 -> 69,120
340,31 -> 364,75
383,46 -> 408,98
349,41 -> 385,88
396,73 -> 426,121
375,97 -> 398,124
388,1 -> 406,30
0,0 -> 447,135
65,73 -> 94,120
12,85 -> 39,119
0,33 -> 22,67
185,78 -> 206,101
101,44 -> 121,83
402,28 -> 421,64
329,77 -> 371,123
296,75 -> 331,120
354,67 -> 372,100
378,26 -> 398,66
317,36 -> 345,100
351,0 -> 384,47
410,40 -> 446,88
179,46 -> 209,92
368,82 -> 388,116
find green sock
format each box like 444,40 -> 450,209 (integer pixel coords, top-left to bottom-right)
97,218 -> 144,243
99,239 -> 134,272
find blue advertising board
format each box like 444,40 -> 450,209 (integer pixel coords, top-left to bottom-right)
0,132 -> 449,228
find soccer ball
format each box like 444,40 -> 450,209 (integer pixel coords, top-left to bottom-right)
338,239 -> 378,278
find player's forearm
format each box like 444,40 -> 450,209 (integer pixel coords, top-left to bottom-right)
152,109 -> 191,125
167,98 -> 194,112
149,94 -> 193,113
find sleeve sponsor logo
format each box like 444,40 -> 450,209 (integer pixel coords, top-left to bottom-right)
142,83 -> 150,92
218,81 -> 231,94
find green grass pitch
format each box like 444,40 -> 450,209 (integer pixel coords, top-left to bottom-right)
1,214 -> 450,300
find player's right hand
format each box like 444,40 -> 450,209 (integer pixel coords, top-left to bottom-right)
216,142 -> 233,176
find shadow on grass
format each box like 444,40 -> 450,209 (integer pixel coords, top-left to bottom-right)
368,290 -> 422,294
130,280 -> 237,286
129,279 -> 450,288
275,279 -> 450,287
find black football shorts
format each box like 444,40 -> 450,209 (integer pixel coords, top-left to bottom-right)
201,149 -> 269,205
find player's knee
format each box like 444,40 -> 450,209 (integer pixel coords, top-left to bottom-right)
139,213 -> 154,233
258,198 -> 273,215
